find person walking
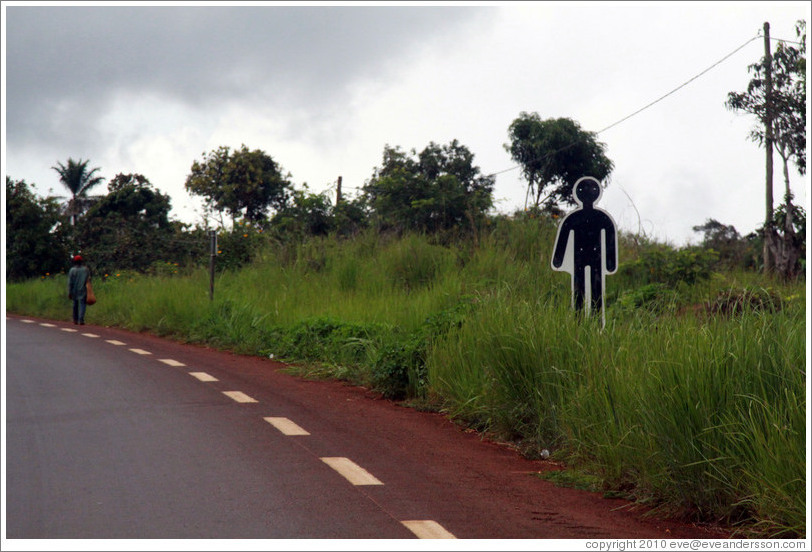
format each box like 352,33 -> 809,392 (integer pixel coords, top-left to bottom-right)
67,255 -> 91,325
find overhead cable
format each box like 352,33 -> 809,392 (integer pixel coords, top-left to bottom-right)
486,33 -> 763,178
594,34 -> 762,135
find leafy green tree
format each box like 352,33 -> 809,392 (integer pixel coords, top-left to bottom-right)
332,196 -> 369,237
78,173 -> 198,274
691,218 -> 755,270
692,218 -> 741,245
51,157 -> 105,226
505,113 -> 613,211
5,176 -> 69,280
362,140 -> 494,234
185,144 -> 292,226
271,186 -> 335,239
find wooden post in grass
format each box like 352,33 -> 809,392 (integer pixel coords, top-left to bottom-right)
209,230 -> 217,301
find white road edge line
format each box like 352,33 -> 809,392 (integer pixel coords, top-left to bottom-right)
39,323 -> 56,327
264,417 -> 310,436
21,320 -> 35,323
401,520 -> 456,539
189,372 -> 218,382
82,333 -> 100,338
320,457 -> 383,486
129,348 -> 152,355
222,391 -> 258,403
158,359 -> 186,367
106,340 -> 126,346
61,328 -> 78,333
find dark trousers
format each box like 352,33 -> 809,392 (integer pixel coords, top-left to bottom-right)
72,299 -> 87,324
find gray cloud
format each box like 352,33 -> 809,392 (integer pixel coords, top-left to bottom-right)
7,3 -> 805,245
5,5 -> 488,150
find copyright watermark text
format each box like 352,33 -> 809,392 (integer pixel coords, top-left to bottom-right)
585,539 -> 808,551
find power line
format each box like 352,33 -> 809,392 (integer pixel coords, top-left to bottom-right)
593,34 -> 761,135
489,166 -> 520,177
771,36 -> 805,46
485,32 -> 763,179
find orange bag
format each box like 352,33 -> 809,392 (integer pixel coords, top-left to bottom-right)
86,280 -> 97,305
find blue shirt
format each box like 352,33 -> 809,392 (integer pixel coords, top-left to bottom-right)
68,265 -> 90,300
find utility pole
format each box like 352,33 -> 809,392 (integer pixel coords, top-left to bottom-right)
763,21 -> 775,274
336,176 -> 343,206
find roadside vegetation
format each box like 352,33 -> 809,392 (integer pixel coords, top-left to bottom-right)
6,217 -> 806,538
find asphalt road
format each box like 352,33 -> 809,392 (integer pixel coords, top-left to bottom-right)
4,315 -> 726,541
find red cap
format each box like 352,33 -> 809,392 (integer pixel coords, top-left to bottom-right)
73,255 -> 83,262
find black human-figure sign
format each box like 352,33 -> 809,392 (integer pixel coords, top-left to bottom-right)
551,176 -> 617,325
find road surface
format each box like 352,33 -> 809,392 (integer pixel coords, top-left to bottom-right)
5,315 -> 727,540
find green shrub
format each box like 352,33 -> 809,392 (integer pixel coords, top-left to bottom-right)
278,317 -> 380,365
620,245 -> 718,287
215,224 -> 266,272
369,334 -> 425,400
613,282 -> 678,315
370,297 -> 476,400
706,287 -> 783,316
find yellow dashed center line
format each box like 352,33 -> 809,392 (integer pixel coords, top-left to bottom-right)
264,417 -> 310,436
320,457 -> 383,486
222,391 -> 258,403
401,520 -> 456,539
19,317 -> 456,537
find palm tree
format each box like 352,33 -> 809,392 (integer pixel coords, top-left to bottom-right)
51,158 -> 105,226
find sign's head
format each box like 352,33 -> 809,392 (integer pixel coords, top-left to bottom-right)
573,176 -> 602,207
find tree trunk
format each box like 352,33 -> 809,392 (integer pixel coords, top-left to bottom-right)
780,145 -> 794,235
766,142 -> 801,279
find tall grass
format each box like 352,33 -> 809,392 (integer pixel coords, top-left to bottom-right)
428,293 -> 806,535
5,221 -> 806,536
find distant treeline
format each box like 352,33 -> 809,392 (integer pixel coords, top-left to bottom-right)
5,113 -> 806,281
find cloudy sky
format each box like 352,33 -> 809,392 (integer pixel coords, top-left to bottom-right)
3,1 -> 808,245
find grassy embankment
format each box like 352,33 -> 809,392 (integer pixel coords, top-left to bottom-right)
6,217 -> 806,537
